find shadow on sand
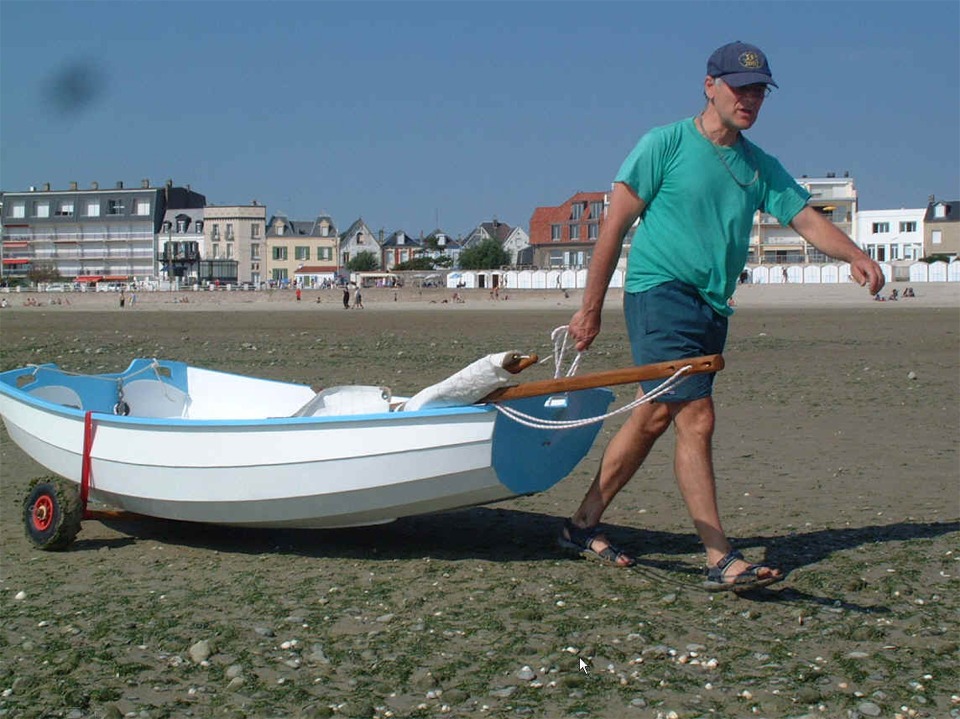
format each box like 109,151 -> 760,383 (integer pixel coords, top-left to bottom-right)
75,509 -> 958,610
82,505 -> 958,566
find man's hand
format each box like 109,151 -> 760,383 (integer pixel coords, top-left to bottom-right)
789,206 -> 886,296
849,255 -> 885,296
567,308 -> 601,352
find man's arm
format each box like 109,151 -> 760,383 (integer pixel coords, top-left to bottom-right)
567,182 -> 646,352
789,206 -> 885,295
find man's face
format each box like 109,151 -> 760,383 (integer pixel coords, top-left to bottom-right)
705,76 -> 768,131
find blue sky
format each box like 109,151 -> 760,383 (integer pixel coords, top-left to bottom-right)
2,1 -> 958,238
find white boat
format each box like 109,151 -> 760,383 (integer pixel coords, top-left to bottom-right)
0,358 -> 615,529
1,354 -> 722,548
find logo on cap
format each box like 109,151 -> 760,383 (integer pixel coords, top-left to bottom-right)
739,51 -> 763,70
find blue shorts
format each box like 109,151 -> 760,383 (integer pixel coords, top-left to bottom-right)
623,280 -> 728,403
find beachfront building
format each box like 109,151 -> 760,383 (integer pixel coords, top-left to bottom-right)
501,225 -> 531,267
528,191 -> 609,269
1,179 -> 205,285
380,230 -> 423,271
157,208 -> 204,283
420,229 -> 462,269
202,203 -> 267,286
749,175 -> 857,266
338,218 -> 380,272
856,208 -> 925,263
923,197 -> 959,259
265,214 -> 339,287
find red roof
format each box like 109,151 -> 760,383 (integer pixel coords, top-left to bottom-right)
294,265 -> 336,274
75,275 -> 104,282
2,258 -> 30,265
102,275 -> 130,281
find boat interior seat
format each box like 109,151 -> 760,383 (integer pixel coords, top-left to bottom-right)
121,379 -> 190,418
29,385 -> 84,410
291,385 -> 391,417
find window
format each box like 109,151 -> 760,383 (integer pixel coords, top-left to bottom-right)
252,224 -> 260,238
932,230 -> 942,245
871,222 -> 889,234
56,200 -> 74,216
272,246 -> 288,261
211,225 -> 220,240
177,219 -> 187,233
107,199 -> 124,216
212,244 -> 220,259
319,247 -> 332,261
135,199 -> 150,216
588,223 -> 599,240
571,203 -> 583,220
251,244 -> 260,260
10,201 -> 25,218
899,221 -> 917,233
34,202 -> 50,218
569,224 -> 580,241
549,250 -> 564,267
890,246 -> 899,260
356,232 -> 364,244
225,223 -> 234,240
551,224 -> 562,241
295,246 -> 310,261
226,244 -> 233,260
195,221 -> 203,233
589,201 -> 604,219
85,199 -> 100,217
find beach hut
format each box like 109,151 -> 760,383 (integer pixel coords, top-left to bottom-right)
908,262 -> 929,283
821,264 -> 840,283
928,261 -> 948,282
948,261 -> 960,282
751,266 -> 769,284
802,265 -> 821,284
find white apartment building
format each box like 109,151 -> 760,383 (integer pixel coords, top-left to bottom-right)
856,208 -> 925,262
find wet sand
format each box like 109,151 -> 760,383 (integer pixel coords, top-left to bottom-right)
1,286 -> 958,719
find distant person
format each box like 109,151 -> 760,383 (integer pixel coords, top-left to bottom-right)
888,288 -> 898,301
342,287 -> 350,309
781,267 -> 789,283
119,291 -> 126,308
354,287 -> 364,309
903,286 -> 916,298
561,41 -> 884,592
296,287 -> 302,301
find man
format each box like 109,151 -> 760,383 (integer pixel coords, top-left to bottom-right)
560,41 -> 884,591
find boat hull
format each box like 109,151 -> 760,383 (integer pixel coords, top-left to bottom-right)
0,360 -> 613,528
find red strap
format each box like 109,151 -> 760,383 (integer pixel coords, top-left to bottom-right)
81,411 -> 95,517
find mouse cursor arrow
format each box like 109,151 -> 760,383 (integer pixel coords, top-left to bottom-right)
578,658 -> 588,674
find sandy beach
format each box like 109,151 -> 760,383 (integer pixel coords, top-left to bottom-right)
1,286 -> 958,719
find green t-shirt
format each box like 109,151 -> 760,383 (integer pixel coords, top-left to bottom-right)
615,117 -> 810,315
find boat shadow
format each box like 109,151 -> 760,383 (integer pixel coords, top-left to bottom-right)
90,507 -> 959,572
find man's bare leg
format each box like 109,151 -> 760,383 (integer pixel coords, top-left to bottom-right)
565,398 -> 672,564
671,398 -> 781,582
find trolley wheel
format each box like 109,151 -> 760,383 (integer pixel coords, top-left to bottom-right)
23,476 -> 83,551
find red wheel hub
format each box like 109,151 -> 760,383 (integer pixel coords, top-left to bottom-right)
32,495 -> 54,531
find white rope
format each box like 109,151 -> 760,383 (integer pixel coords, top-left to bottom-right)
494,364 -> 693,430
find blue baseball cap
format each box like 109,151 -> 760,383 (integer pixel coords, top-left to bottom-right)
707,41 -> 778,88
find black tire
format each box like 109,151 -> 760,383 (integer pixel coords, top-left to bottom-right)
23,476 -> 83,550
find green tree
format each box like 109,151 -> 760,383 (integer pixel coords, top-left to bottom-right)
393,257 -> 435,271
27,261 -> 62,285
458,239 -> 510,270
346,251 -> 379,272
